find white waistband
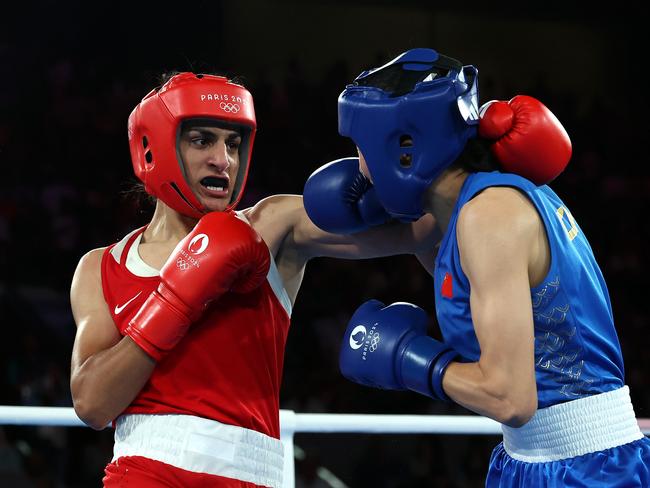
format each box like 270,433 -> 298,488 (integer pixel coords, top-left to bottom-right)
113,414 -> 284,488
502,386 -> 643,463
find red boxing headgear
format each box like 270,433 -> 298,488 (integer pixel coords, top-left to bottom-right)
128,72 -> 256,218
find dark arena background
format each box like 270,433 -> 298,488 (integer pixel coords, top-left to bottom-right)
1,1 -> 648,486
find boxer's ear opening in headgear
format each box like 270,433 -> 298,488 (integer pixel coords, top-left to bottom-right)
399,135 -> 414,168
399,136 -> 413,147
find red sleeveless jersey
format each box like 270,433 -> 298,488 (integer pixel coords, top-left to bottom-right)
100,224 -> 292,439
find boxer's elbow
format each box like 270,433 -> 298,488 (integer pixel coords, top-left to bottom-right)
490,387 -> 537,427
73,397 -> 112,430
480,374 -> 537,427
497,397 -> 537,427
71,379 -> 112,430
476,358 -> 537,427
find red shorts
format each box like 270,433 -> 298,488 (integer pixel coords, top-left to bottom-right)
103,456 -> 263,487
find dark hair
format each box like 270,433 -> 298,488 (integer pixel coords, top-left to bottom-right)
156,70 -> 249,90
120,180 -> 157,215
157,70 -> 179,87
450,137 -> 500,173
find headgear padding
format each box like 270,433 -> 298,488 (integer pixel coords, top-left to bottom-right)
128,73 -> 256,218
338,48 -> 479,221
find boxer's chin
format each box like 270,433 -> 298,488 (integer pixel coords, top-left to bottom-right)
201,196 -> 230,213
357,150 -> 374,183
192,184 -> 230,212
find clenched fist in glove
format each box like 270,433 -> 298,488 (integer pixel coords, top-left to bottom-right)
479,95 -> 572,184
339,300 -> 459,401
303,157 -> 390,234
125,211 -> 270,361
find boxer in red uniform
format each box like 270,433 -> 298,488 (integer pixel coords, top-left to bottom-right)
69,72 -> 441,487
70,71 -> 570,487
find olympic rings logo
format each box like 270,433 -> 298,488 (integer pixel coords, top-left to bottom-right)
368,333 -> 380,352
176,258 -> 189,271
220,102 -> 240,113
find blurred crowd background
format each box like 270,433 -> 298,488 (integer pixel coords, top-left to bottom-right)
1,1 -> 647,486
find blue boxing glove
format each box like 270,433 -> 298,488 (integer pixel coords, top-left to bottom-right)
339,300 -> 459,401
303,158 -> 390,234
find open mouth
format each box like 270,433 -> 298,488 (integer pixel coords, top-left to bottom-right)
200,176 -> 229,192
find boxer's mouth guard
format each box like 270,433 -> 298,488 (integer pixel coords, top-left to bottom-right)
201,176 -> 229,190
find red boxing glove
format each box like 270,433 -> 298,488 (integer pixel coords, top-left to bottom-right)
478,95 -> 572,185
125,211 -> 270,360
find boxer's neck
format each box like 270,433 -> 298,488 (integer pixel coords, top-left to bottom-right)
143,201 -> 198,245
423,168 -> 468,235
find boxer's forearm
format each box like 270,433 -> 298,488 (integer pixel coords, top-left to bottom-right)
442,361 -> 537,428
71,336 -> 155,430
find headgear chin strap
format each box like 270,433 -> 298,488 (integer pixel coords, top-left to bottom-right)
338,48 -> 479,221
128,73 -> 256,218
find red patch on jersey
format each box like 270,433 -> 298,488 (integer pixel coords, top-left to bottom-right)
442,272 -> 453,298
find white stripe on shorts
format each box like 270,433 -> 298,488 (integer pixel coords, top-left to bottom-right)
113,414 -> 284,488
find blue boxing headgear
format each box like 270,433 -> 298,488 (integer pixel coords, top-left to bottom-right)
338,48 -> 479,221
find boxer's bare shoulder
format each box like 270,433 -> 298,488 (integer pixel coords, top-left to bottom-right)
241,194 -> 303,258
70,248 -> 108,322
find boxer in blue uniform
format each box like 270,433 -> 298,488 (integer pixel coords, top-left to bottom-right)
304,48 -> 650,487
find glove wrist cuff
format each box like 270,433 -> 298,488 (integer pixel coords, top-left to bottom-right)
400,336 -> 458,401
126,290 -> 191,360
430,349 -> 458,402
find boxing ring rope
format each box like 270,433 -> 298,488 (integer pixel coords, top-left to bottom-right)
1,406 -> 649,487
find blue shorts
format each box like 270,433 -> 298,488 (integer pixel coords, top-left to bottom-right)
487,387 -> 650,487
486,437 -> 650,487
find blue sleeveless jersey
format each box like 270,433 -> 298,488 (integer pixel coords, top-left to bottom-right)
434,171 -> 624,408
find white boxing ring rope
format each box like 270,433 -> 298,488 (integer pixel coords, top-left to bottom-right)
1,406 -> 649,488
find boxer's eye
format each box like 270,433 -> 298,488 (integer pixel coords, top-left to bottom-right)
191,137 -> 209,147
226,137 -> 241,151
